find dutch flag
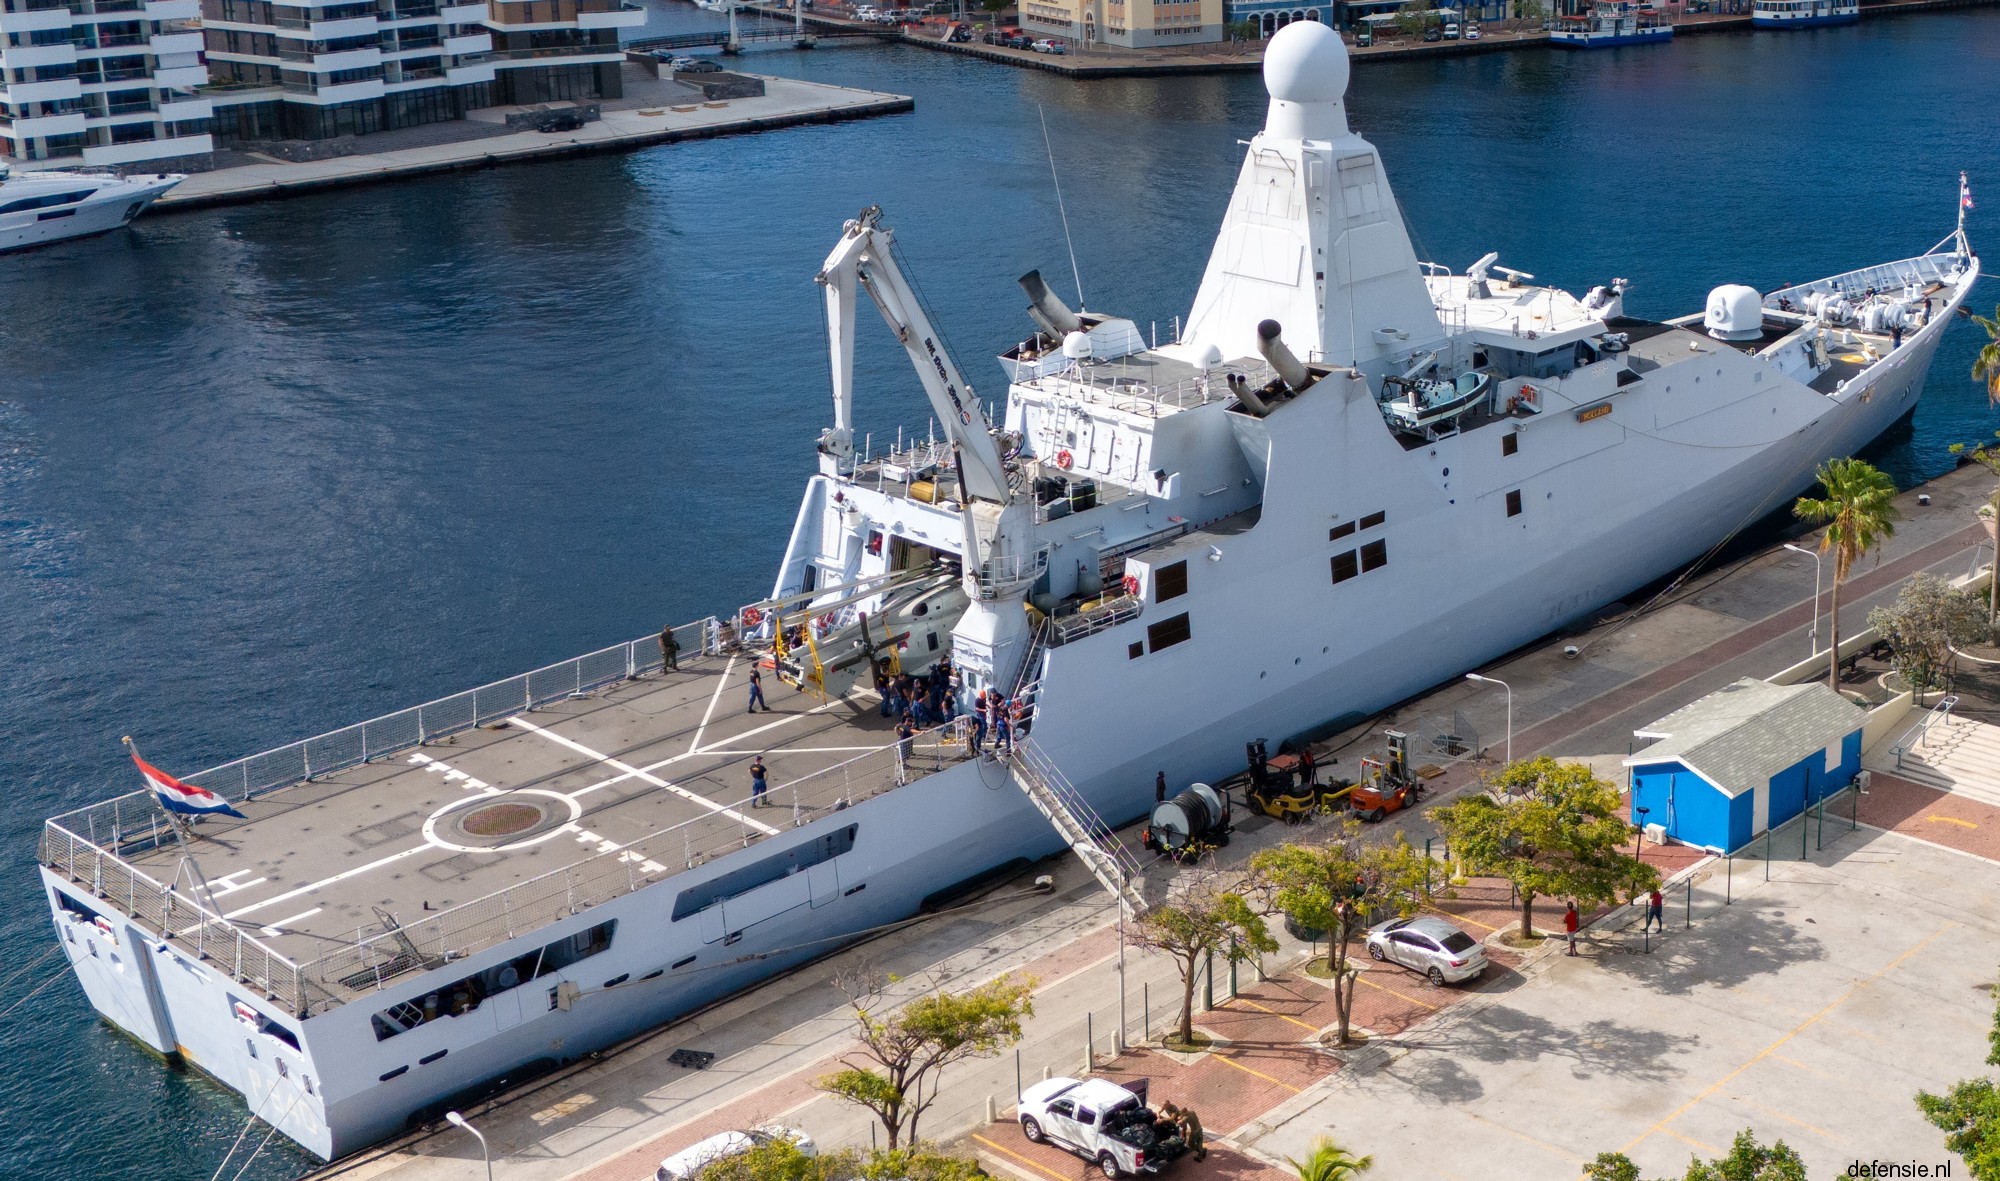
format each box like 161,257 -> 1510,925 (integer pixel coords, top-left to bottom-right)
126,741 -> 246,819
1964,172 -> 1975,212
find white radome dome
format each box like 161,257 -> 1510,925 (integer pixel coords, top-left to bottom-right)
1262,20 -> 1349,106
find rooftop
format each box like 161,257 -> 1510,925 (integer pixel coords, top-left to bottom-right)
1624,676 -> 1866,794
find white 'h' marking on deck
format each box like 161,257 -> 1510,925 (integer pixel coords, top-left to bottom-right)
224,844 -> 432,918
507,714 -> 779,836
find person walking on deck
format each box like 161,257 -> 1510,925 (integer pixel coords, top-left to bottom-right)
747,669 -> 768,713
659,624 -> 680,672
750,756 -> 768,807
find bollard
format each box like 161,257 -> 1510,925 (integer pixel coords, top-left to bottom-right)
1042,1065 -> 1052,1081
1015,1049 -> 1022,1103
1203,949 -> 1215,1011
986,1095 -> 997,1123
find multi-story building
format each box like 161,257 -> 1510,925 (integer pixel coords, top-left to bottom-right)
200,0 -> 643,141
0,0 -> 213,165
1020,0 -> 1224,47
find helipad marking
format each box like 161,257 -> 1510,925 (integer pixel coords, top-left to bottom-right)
508,715 -> 779,836
224,844 -> 432,918
260,908 -> 322,937
691,654 -> 739,754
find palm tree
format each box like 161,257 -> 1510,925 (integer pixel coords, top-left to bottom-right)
1795,458 -> 1900,693
1285,1139 -> 1374,1181
1972,304 -> 2000,402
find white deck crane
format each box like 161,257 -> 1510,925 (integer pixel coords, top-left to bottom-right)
815,206 -> 1046,696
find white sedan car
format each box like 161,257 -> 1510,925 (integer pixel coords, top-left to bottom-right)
1364,916 -> 1487,985
652,1127 -> 816,1181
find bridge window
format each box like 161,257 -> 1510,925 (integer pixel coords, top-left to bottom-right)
1331,551 -> 1358,584
1360,540 -> 1388,572
1154,560 -> 1188,602
369,918 -> 617,1041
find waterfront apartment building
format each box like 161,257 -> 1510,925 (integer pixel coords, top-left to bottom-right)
1021,0 -> 1223,46
199,0 -> 644,141
0,0 -> 213,164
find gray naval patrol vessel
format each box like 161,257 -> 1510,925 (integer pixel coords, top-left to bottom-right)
37,20 -> 1979,1159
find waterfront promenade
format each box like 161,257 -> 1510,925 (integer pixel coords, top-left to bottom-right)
294,462 -> 2000,1181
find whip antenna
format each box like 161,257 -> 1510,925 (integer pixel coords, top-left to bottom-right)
1039,104 -> 1085,310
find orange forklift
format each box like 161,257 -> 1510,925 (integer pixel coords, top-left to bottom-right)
1348,730 -> 1427,822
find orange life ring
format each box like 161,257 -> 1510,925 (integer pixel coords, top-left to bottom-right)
1121,575 -> 1141,598
1055,450 -> 1074,470
1518,384 -> 1538,406
741,606 -> 764,626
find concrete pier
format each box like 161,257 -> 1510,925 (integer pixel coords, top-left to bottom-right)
155,75 -> 910,213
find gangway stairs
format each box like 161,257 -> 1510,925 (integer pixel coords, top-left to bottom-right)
1010,737 -> 1147,919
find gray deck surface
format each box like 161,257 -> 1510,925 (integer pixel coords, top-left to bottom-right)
126,652 -> 962,967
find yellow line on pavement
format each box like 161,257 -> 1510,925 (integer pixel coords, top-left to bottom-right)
971,1135 -> 1071,1181
1659,1127 -> 1721,1154
1458,1108 -> 1585,1163
1619,922 -> 1954,1154
1354,972 -> 1441,1010
1771,1053 -> 1842,1083
1211,1052 -> 1303,1093
1926,814 -> 1978,828
1227,997 -> 1322,1033
1429,905 -> 1499,932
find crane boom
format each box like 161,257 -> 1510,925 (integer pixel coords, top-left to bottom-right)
815,206 -> 1012,505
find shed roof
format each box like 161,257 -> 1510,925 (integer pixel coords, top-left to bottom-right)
1622,677 -> 1866,797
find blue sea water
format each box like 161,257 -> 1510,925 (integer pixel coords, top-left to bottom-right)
1,11 -> 1997,1178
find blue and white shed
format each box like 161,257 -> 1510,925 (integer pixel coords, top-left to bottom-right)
1623,677 -> 1867,853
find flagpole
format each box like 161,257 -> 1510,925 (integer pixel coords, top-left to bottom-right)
125,736 -> 232,922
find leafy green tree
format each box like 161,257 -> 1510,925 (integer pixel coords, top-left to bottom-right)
1584,1130 -> 1805,1180
1391,3 -> 1429,35
1868,571 -> 1985,697
1249,825 -> 1433,1045
1285,1137 -> 1373,1181
817,972 -> 1035,1147
1131,873 -> 1277,1047
1428,757 -> 1659,939
1972,304 -> 2000,402
1795,457 -> 1900,692
701,1141 -> 990,1181
1950,433 -> 2000,635
1916,977 -> 2000,1181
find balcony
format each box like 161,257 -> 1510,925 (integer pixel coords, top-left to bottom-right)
575,0 -> 643,26
440,28 -> 486,50
147,29 -> 202,52
438,0 -> 484,16
2,41 -> 78,65
443,56 -> 491,81
0,6 -> 77,31
141,0 -> 199,16
156,93 -> 210,117
7,109 -> 88,135
0,76 -> 83,101
151,61 -> 204,85
279,74 -> 382,99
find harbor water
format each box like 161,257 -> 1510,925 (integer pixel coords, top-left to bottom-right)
2,10 -> 1998,1177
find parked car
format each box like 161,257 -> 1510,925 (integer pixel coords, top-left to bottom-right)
675,58 -> 724,73
1352,24 -> 1374,44
946,20 -> 972,39
1442,20 -> 1460,36
1018,1077 -> 1187,1178
653,1127 -> 816,1181
1463,22 -> 1481,37
1031,36 -> 1065,52
1364,916 -> 1487,986
1421,25 -> 1442,40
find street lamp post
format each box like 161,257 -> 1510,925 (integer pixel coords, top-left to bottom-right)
1465,673 -> 1513,766
1782,543 -> 1824,658
446,1111 -> 493,1181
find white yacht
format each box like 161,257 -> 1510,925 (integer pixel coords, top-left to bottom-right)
36,21 -> 1977,1161
0,165 -> 181,254
1752,0 -> 1858,26
1550,1 -> 1671,46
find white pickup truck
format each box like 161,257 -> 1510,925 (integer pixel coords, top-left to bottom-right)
1017,1077 -> 1188,1178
